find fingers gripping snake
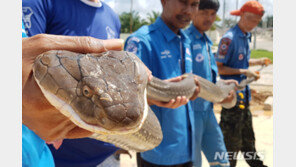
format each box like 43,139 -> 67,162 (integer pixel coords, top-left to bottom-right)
33,50 -> 249,152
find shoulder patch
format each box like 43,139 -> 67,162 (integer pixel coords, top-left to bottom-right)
22,7 -> 34,29
126,36 -> 141,54
219,38 -> 232,56
106,26 -> 116,39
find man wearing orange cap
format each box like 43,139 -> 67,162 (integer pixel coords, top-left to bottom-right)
215,1 -> 271,167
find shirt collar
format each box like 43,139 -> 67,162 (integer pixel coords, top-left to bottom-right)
235,24 -> 251,39
153,17 -> 189,43
80,0 -> 102,8
188,24 -> 213,45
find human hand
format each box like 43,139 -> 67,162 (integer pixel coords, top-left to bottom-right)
221,79 -> 239,88
22,34 -> 124,88
145,66 -> 153,82
189,75 -> 200,101
259,57 -> 272,66
22,34 -> 124,142
147,75 -> 190,109
219,90 -> 236,104
244,69 -> 260,80
148,96 -> 189,109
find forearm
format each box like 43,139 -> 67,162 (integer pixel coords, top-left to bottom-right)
217,65 -> 247,76
249,58 -> 262,66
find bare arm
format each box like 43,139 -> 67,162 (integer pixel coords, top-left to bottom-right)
216,61 -> 260,79
216,61 -> 248,76
249,57 -> 272,66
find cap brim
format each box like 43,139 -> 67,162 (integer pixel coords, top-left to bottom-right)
230,10 -> 241,16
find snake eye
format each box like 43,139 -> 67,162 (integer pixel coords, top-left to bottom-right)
83,85 -> 92,97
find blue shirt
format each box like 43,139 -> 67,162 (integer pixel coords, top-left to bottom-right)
124,17 -> 195,165
22,1 -> 120,166
22,22 -> 55,167
22,0 -> 120,39
215,24 -> 252,103
22,125 -> 55,167
185,24 -> 218,113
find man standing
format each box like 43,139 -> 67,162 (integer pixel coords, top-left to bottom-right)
215,1 -> 271,166
185,0 -> 236,166
125,0 -> 200,166
22,0 -> 121,166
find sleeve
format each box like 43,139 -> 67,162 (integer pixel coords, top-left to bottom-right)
22,0 -> 53,37
215,37 -> 233,64
22,22 -> 28,38
124,35 -> 152,70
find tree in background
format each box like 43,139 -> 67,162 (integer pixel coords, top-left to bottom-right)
119,11 -> 148,33
210,15 -> 222,31
223,18 -> 237,28
266,16 -> 273,28
147,11 -> 161,25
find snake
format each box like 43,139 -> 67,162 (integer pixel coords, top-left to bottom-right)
32,50 -> 251,152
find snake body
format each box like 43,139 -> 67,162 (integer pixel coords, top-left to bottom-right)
33,50 -> 248,152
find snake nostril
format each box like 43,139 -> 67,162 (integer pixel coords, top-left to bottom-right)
105,104 -> 126,123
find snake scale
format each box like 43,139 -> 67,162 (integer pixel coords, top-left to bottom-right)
33,50 -> 250,152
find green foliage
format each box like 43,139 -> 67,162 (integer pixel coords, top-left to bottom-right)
223,19 -> 237,28
266,16 -> 273,28
119,11 -> 148,33
119,10 -> 161,33
147,11 -> 161,25
251,49 -> 273,62
210,15 -> 222,31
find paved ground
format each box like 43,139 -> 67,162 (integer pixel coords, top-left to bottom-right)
250,36 -> 273,52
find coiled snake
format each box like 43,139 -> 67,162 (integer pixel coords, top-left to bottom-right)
33,50 -> 250,152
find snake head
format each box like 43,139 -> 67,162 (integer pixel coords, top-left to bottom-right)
33,50 -> 150,134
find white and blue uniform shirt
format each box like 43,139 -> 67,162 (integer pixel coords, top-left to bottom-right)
185,24 -> 218,113
22,0 -> 120,39
215,24 -> 252,103
125,17 -> 195,165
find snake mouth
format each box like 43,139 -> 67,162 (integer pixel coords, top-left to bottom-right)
37,83 -> 149,135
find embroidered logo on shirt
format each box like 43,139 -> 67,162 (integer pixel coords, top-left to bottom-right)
22,7 -> 33,29
161,50 -> 172,59
219,38 -> 232,56
195,53 -> 204,62
126,43 -> 138,54
238,54 -> 244,61
193,43 -> 202,50
106,26 -> 116,39
126,37 -> 141,54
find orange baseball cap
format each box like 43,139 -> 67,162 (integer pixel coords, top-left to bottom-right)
230,1 -> 264,16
